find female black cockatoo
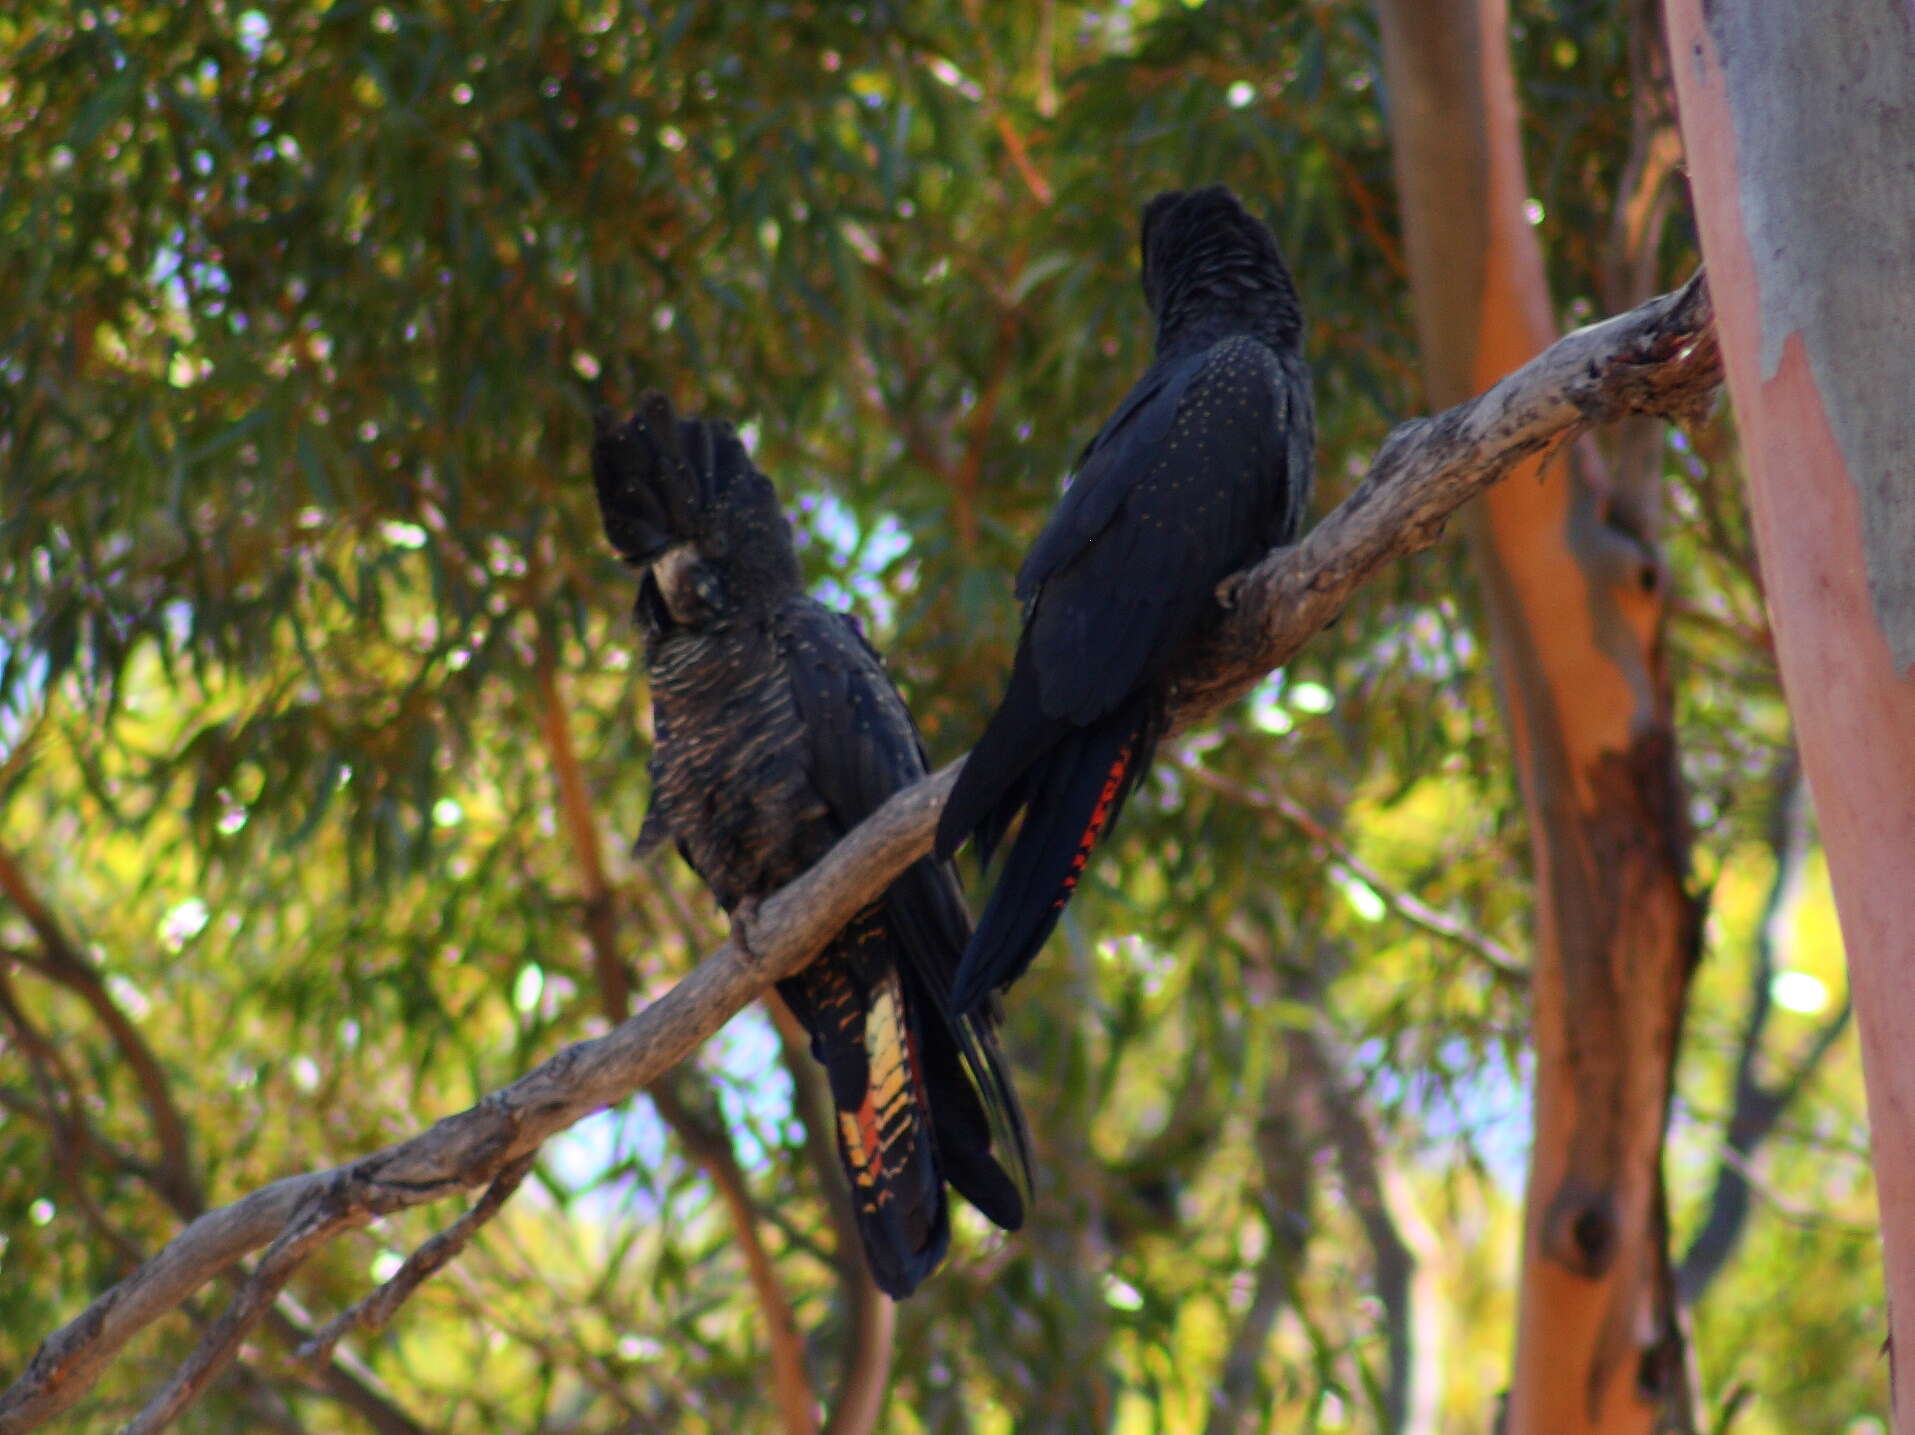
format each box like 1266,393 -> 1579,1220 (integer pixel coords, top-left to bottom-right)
591,394 -> 1029,1298
936,185 -> 1316,1013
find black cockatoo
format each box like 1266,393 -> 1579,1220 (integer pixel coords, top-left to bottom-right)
591,393 -> 1030,1299
936,184 -> 1315,1013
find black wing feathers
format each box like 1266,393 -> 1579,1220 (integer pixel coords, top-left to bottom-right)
600,393 -> 1029,1298
777,603 -> 1032,1225
1015,350 -> 1207,602
1025,339 -> 1298,725
940,325 -> 1312,1013
933,641 -> 1067,866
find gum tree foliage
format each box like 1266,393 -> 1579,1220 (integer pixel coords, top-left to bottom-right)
0,2 -> 1879,1431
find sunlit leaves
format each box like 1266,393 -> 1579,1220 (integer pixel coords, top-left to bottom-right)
0,2 -> 1879,1432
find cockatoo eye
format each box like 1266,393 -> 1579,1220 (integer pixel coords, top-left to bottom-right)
650,543 -> 723,621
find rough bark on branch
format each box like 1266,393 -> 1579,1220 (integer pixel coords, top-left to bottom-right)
0,276 -> 1719,1435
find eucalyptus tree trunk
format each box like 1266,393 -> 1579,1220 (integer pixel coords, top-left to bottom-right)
1375,2 -> 1700,1430
1664,1 -> 1915,1422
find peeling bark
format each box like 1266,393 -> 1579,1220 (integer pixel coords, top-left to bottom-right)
1673,2 -> 1915,669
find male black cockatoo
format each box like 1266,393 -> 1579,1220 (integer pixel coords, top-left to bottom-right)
936,184 -> 1315,1013
591,393 -> 1030,1299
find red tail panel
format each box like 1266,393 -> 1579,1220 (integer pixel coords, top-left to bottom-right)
1052,738 -> 1137,910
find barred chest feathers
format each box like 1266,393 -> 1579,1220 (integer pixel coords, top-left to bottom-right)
643,619 -> 832,909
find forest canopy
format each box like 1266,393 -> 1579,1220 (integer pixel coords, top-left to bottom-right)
0,2 -> 1881,1433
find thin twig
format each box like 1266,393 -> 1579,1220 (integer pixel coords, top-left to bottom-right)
0,869 -> 427,1435
297,1151 -> 537,1370
0,987 -> 426,1434
121,1201 -> 370,1435
1685,1126 -> 1873,1237
0,965 -> 148,1268
438,1260 -> 663,1423
1176,753 -> 1526,985
1679,752 -> 1859,1300
1205,1026 -> 1318,1435
1302,1026 -> 1431,1435
0,842 -> 201,1209
992,113 -> 1053,207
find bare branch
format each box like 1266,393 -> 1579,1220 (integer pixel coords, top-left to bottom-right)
121,1201 -> 371,1435
0,842 -> 200,1210
1300,1028 -> 1433,1435
0,964 -> 148,1268
533,625 -> 819,1435
263,1303 -> 425,1435
532,621 -> 633,1021
1170,271 -> 1718,724
0,276 -> 1719,1435
1679,753 -> 1854,1304
0,876 -> 428,1435
297,1151 -> 536,1371
1206,1027 -> 1318,1435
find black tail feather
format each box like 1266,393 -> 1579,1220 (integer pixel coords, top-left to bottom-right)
885,862 -> 1035,1221
776,832 -> 1033,1297
936,642 -> 1067,863
971,769 -> 1033,874
778,946 -> 950,1300
948,699 -> 1157,1014
915,1003 -> 1025,1231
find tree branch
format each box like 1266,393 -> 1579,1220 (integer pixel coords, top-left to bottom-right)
120,1202 -> 370,1435
1678,752 -> 1853,1304
1301,1027 -> 1431,1435
296,1152 -> 537,1370
0,964 -> 149,1268
1205,1027 -> 1318,1435
0,275 -> 1719,1435
1171,271 -> 1717,724
0,841 -> 200,1210
0,899 -> 429,1435
532,624 -> 820,1435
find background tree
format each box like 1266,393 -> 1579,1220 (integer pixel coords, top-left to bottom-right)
1376,2 -> 1696,1428
0,2 -> 1882,1432
1663,0 -> 1915,1427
